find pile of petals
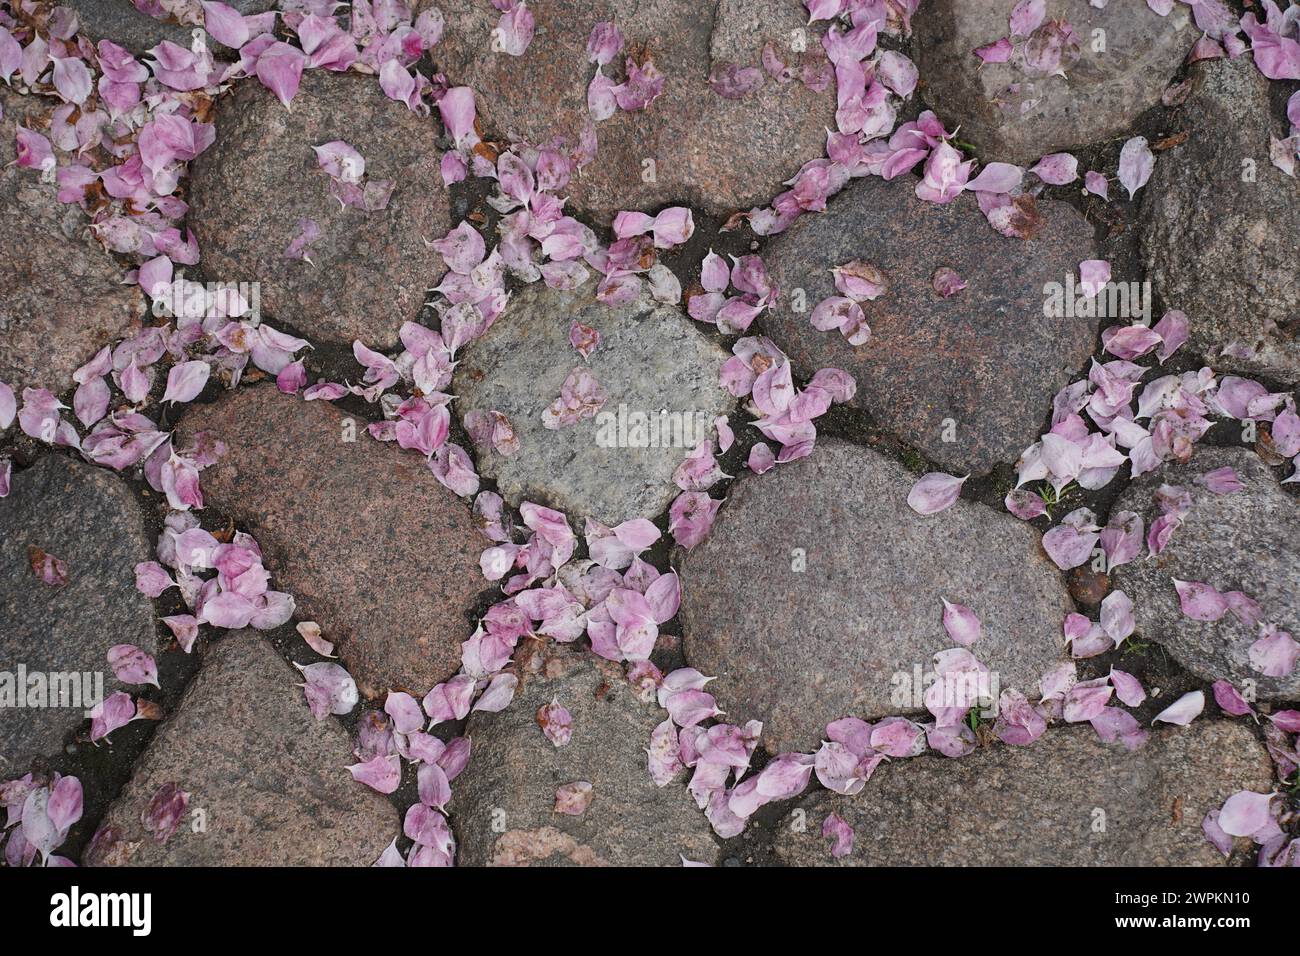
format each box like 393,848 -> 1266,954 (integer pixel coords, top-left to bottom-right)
601,206 -> 693,305
351,496 -> 690,864
972,0 -> 1082,77
4,295 -> 308,503
718,334 -> 856,477
583,19 -> 664,121
313,139 -> 393,212
350,691 -> 473,867
8,344 -> 252,516
310,456 -> 732,864
808,259 -> 885,345
1008,307 -> 1300,685
129,0 -> 452,113
687,251 -> 777,336
741,2 -> 924,235
135,514 -> 295,655
635,599 -> 1169,842
1,772 -> 83,867
1216,688 -> 1300,786
742,0 -> 1300,240
2,1 -> 221,298
1203,786 -> 1298,867
289,318 -> 477,499
1,0 -> 468,320
737,1 -> 1101,240
1173,580 -> 1298,681
1007,315 -> 1225,522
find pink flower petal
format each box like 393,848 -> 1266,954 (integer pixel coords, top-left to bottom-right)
142,782 -> 188,844
1083,169 -> 1109,199
1030,152 -> 1078,185
1249,626 -> 1300,678
107,644 -> 160,687
385,691 -> 425,735
89,691 -> 137,742
1089,706 -> 1149,750
822,812 -> 854,858
1202,810 -> 1233,857
1063,678 -> 1113,723
255,42 -> 305,108
931,266 -> 967,297
906,472 -> 966,515
1009,0 -> 1046,37
1099,589 -> 1135,644
471,672 -> 518,713
1212,680 -> 1254,717
161,360 -> 210,404
1173,579 -> 1229,622
974,37 -> 1014,64
536,698 -> 573,746
941,599 -> 981,646
554,780 -> 594,815
965,161 -> 1023,194
1117,136 -> 1154,199
347,754 -> 401,794
1078,259 -> 1111,298
1197,466 -> 1243,495
295,661 -> 358,719
1108,668 -> 1145,707
201,1 -> 251,49
1217,790 -> 1274,838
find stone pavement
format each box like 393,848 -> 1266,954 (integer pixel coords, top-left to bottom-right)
0,0 -> 1297,869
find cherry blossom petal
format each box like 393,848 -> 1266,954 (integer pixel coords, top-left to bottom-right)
906,472 -> 966,515
295,661 -> 358,719
1030,152 -> 1078,185
1117,136 -> 1154,199
107,644 -> 160,687
1218,790 -> 1274,838
941,599 -> 981,646
161,360 -> 210,404
347,754 -> 401,794
1152,690 -> 1204,727
822,812 -> 854,858
472,673 -> 519,713
90,691 -> 137,742
1109,668 -> 1146,707
1212,680 -> 1254,717
554,781 -> 594,815
1249,627 -> 1300,678
931,266 -> 967,297
254,42 -> 305,108
1173,579 -> 1228,622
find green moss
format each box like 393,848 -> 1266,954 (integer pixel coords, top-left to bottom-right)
901,448 -> 928,473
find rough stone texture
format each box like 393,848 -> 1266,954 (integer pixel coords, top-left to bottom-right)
774,722 -> 1272,866
0,456 -> 150,770
762,177 -> 1098,475
179,386 -> 484,699
1110,447 -> 1300,700
1141,57 -> 1300,385
915,0 -> 1193,164
0,89 -> 143,393
448,642 -> 719,866
60,0 -> 277,54
453,280 -> 736,525
678,439 -> 1073,754
188,71 -> 450,349
94,631 -> 397,866
436,0 -> 837,223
